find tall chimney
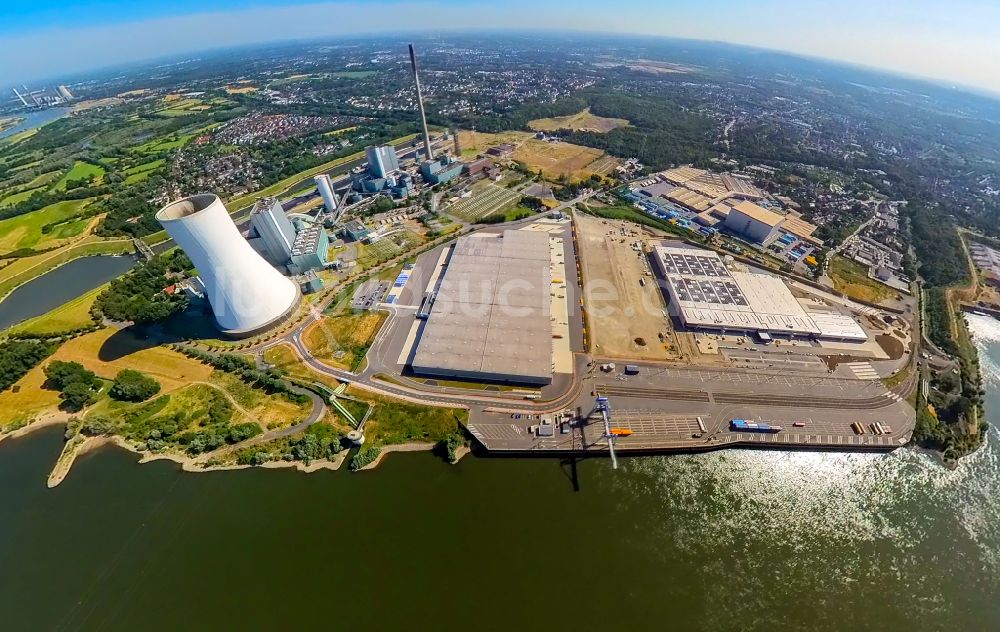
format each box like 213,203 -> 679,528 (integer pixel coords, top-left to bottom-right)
409,43 -> 434,162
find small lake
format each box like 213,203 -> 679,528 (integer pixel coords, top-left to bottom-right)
0,255 -> 135,330
0,107 -> 71,140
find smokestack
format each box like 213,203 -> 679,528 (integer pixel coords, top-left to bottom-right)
409,43 -> 434,162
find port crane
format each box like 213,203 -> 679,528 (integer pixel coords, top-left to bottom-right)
595,396 -> 619,470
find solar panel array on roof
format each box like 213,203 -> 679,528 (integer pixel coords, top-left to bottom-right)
652,244 -> 848,338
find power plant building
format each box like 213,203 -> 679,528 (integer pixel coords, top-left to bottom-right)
247,198 -> 296,265
156,194 -> 300,338
366,145 -> 400,179
411,230 -> 553,384
288,223 -> 330,274
420,157 -> 463,185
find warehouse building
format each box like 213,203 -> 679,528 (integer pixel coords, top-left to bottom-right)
722,200 -> 785,245
651,244 -> 867,342
411,230 -> 553,384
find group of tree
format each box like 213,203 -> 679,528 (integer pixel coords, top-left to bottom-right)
908,203 -> 969,289
348,445 -> 382,471
0,339 -> 57,392
91,250 -> 191,324
109,369 -> 161,402
93,176 -> 165,237
183,421 -> 262,455
43,360 -> 101,412
174,346 -> 310,404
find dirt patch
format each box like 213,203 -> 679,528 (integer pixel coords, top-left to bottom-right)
876,334 -> 905,360
576,213 -> 678,360
528,108 -> 629,134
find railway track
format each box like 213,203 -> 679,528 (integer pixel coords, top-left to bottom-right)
597,384 -> 897,409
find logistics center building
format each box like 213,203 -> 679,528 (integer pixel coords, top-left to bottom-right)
651,244 -> 867,341
411,230 -> 553,384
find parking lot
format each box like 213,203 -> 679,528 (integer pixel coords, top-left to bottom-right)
351,279 -> 390,310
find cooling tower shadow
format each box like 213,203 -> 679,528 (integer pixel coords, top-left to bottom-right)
97,325 -> 185,362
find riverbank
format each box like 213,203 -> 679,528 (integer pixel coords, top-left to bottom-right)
4,414 -> 457,486
0,239 -> 133,307
42,424 -> 357,487
0,116 -> 24,134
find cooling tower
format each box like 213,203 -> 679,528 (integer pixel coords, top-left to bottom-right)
156,194 -> 300,337
314,174 -> 337,212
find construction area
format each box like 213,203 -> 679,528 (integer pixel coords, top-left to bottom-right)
575,213 -> 680,360
410,229 -> 554,384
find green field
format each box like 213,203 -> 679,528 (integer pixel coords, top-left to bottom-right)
332,71 -> 376,79
123,158 -> 165,184
0,198 -> 96,253
0,186 -> 44,207
9,159 -> 42,173
136,133 -> 195,154
26,170 -> 63,189
53,161 -> 106,191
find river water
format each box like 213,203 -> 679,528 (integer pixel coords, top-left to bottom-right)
1,323 -> 999,629
0,255 -> 134,330
0,107 -> 71,140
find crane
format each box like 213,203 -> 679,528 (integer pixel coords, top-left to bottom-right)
595,396 -> 618,470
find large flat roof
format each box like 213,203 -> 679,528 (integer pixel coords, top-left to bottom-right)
412,230 -> 553,383
730,200 -> 785,227
654,245 -> 868,338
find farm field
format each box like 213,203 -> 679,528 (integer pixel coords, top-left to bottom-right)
445,183 -> 520,221
25,170 -> 63,189
123,158 -> 165,184
512,139 -> 616,182
456,130 -> 617,182
528,108 -> 630,133
52,161 -> 106,191
0,197 -> 96,253
0,186 -> 44,207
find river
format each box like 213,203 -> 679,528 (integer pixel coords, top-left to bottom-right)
1,325 -> 999,629
0,255 -> 135,330
0,107 -> 71,140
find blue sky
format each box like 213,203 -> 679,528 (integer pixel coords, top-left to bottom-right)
2,0 -> 999,93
